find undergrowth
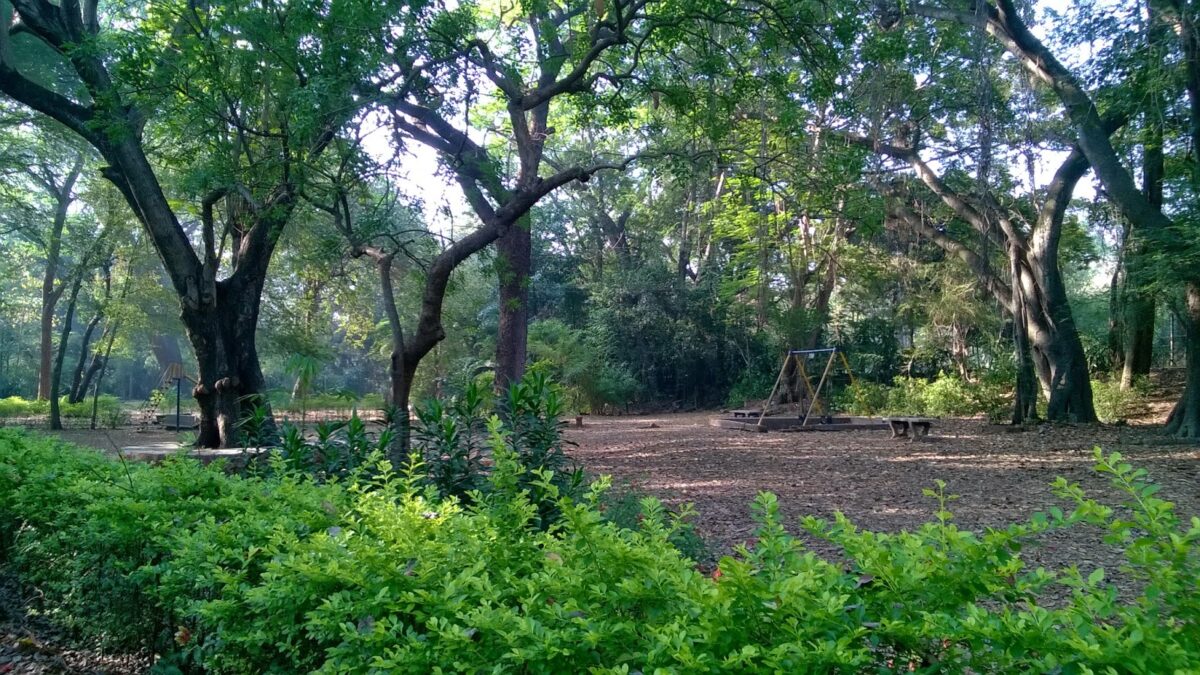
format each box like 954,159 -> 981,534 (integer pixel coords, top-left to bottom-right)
0,425 -> 1197,672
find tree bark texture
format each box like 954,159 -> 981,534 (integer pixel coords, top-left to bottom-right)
1165,283 -> 1200,437
495,214 -> 532,391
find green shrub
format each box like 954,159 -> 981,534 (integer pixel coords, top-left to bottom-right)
725,367 -> 777,408
1092,377 -> 1151,424
834,381 -> 890,415
0,396 -> 48,417
0,395 -> 122,421
837,376 -> 1010,419
598,484 -> 712,565
413,381 -> 490,500
2,429 -> 1198,673
885,377 -> 930,415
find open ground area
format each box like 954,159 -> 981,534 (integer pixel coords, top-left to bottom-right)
566,413 -> 1200,571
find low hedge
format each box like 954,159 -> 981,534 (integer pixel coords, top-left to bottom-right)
0,394 -> 123,420
0,427 -> 1197,673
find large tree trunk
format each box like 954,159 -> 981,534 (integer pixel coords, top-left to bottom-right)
1165,283 -> 1200,437
1121,294 -> 1155,386
1120,99 -> 1166,388
495,213 -> 531,391
182,277 -> 273,448
1025,150 -> 1098,423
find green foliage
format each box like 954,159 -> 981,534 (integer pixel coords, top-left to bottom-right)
266,390 -> 386,413
1092,377 -> 1152,424
725,366 -> 777,408
836,375 -> 1009,419
496,372 -> 583,527
413,381 -> 490,500
598,485 -> 712,565
273,414 -> 392,481
834,380 -> 890,415
3,432 -> 1199,672
526,319 -> 640,413
0,395 -> 121,420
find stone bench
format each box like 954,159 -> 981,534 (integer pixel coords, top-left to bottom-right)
882,417 -> 934,440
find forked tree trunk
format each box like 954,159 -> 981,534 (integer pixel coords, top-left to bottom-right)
183,277 -> 273,448
68,312 -> 101,403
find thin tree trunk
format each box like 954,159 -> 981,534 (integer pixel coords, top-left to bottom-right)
68,312 -> 101,403
90,322 -> 120,429
48,271 -> 85,429
69,264 -> 110,403
1011,249 -> 1040,424
36,180 -> 76,399
1108,225 -> 1127,373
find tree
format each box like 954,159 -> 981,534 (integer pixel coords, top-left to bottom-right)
0,121 -> 85,400
379,0 -> 662,391
898,0 -> 1200,433
0,0 -> 389,446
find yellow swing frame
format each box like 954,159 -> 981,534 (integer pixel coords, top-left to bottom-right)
757,348 -> 854,430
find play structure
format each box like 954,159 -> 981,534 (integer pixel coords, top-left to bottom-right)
712,347 -> 888,433
136,362 -> 199,430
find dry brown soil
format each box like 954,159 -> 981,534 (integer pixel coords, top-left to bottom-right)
564,413 -> 1200,571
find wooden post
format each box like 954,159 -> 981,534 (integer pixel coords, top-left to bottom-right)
839,350 -> 855,386
801,350 -> 836,426
757,353 -> 790,430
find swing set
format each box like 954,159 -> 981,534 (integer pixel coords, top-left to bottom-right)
713,347 -> 886,433
758,348 -> 854,428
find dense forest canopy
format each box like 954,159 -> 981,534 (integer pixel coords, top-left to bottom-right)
1,0 -> 1198,448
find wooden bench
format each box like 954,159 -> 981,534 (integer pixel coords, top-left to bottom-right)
883,417 -> 934,440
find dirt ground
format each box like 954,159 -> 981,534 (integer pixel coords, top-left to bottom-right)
563,413 -> 1200,572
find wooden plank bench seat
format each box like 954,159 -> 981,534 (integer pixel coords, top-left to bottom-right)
882,417 -> 934,440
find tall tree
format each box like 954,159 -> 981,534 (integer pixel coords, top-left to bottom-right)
0,0 -> 389,445
899,0 -> 1200,433
379,0 -> 664,391
0,122 -> 85,400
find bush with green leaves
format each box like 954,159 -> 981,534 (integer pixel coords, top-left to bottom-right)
0,394 -> 123,421
836,375 -> 1010,420
273,415 -> 394,481
1091,377 -> 1152,424
413,381 -> 490,500
834,380 -> 890,415
2,428 -> 1198,673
